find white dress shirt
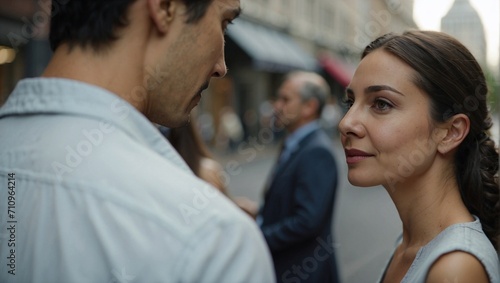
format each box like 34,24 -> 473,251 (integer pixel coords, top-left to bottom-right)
0,78 -> 275,283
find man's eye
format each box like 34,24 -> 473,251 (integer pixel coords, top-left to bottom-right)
223,20 -> 234,33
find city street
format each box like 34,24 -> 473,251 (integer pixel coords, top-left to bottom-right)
215,138 -> 401,283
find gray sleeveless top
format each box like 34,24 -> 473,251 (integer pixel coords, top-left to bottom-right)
379,216 -> 500,283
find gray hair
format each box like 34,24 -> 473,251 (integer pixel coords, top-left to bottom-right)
286,71 -> 330,117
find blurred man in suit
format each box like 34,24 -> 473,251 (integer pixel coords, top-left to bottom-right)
257,71 -> 340,283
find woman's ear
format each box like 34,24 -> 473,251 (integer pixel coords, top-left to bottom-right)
147,0 -> 177,34
437,114 -> 470,155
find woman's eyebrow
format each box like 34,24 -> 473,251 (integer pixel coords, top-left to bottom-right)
365,85 -> 405,96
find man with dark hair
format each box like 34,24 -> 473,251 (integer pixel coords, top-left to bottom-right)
0,0 -> 275,282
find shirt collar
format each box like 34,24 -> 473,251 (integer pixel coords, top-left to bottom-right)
283,120 -> 320,152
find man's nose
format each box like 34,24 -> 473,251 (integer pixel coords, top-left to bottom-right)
212,56 -> 227,78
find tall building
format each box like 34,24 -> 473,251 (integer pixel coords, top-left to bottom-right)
441,0 -> 487,66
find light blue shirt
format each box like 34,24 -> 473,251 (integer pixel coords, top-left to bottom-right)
379,216 -> 500,283
0,78 -> 275,283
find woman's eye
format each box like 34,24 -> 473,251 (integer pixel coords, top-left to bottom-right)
373,99 -> 393,111
342,98 -> 354,109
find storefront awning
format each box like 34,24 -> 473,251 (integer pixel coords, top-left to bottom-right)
319,54 -> 355,88
226,19 -> 318,73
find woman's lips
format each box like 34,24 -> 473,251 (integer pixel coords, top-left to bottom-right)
344,148 -> 374,165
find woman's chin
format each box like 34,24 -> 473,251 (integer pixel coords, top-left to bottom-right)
347,175 -> 379,187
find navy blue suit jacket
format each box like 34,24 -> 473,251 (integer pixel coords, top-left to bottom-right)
260,128 -> 339,283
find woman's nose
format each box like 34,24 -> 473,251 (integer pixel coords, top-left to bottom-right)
338,106 -> 364,138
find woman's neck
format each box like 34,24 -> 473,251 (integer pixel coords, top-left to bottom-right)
386,165 -> 473,250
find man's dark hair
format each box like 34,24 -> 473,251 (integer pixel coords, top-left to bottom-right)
49,0 -> 213,52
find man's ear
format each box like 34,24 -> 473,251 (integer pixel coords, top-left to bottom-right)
302,99 -> 315,117
302,99 -> 319,119
147,0 -> 177,33
437,114 -> 470,155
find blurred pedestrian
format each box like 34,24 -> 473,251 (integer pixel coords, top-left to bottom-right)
218,106 -> 244,152
160,121 -> 228,196
257,71 -> 340,283
339,31 -> 499,282
0,0 -> 275,282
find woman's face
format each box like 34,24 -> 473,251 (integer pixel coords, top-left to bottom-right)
338,49 -> 442,190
